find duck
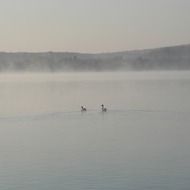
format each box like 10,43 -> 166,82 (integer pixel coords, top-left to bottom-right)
81,106 -> 87,112
101,104 -> 107,112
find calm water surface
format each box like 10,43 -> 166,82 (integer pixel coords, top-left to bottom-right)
0,72 -> 190,190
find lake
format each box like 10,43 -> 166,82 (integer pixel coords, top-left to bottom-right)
0,71 -> 190,190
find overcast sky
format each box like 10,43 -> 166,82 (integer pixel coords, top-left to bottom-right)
0,0 -> 190,52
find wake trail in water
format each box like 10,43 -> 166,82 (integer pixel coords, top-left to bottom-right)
0,108 -> 189,122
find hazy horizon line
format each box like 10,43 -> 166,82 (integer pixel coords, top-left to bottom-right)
0,43 -> 189,55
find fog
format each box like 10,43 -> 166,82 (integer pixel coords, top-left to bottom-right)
0,44 -> 190,72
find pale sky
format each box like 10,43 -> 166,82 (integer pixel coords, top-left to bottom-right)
0,0 -> 190,53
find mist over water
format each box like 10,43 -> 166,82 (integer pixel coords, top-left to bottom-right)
0,44 -> 190,72
0,71 -> 190,190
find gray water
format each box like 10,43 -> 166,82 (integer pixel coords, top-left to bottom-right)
0,72 -> 190,190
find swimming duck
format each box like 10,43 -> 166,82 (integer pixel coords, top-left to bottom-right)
81,106 -> 87,112
101,104 -> 107,112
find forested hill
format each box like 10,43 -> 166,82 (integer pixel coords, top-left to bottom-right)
0,44 -> 190,72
